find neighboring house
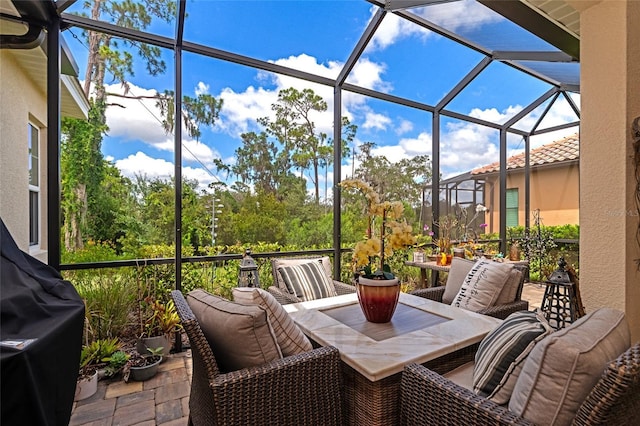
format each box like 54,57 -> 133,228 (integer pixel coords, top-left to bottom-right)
471,133 -> 580,233
0,1 -> 89,262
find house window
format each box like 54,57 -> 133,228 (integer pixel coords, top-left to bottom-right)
506,188 -> 518,227
28,123 -> 40,246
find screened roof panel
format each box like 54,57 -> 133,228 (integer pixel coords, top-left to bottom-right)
63,0 -> 177,39
385,0 -> 580,89
346,19 -> 486,106
182,1 -> 371,78
444,60 -> 553,122
516,61 -> 580,90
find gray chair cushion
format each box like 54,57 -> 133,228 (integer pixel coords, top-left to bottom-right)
186,289 -> 282,373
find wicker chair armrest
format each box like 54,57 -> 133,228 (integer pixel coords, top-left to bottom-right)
478,300 -> 530,320
401,363 -> 534,426
267,286 -> 301,305
211,346 -> 343,425
333,280 -> 356,295
409,286 -> 445,302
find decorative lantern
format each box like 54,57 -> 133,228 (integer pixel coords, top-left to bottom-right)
540,257 -> 584,330
238,248 -> 260,288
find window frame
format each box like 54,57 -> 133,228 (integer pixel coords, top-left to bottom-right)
28,122 -> 40,247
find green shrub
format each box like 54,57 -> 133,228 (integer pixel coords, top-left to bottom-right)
73,270 -> 137,341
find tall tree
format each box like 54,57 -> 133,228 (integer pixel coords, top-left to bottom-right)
156,91 -> 223,140
261,88 -> 325,204
259,87 -> 355,205
352,144 -> 432,216
62,0 -> 175,250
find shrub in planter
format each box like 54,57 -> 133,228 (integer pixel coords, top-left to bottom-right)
137,298 -> 182,357
76,338 -> 121,401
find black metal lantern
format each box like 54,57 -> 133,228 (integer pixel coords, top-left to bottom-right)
238,248 -> 260,288
540,257 -> 584,330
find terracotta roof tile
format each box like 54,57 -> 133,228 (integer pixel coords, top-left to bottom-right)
471,132 -> 579,175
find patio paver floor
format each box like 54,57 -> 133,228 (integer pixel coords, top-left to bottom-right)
69,282 -> 545,426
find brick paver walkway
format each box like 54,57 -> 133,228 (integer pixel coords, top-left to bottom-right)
70,352 -> 192,426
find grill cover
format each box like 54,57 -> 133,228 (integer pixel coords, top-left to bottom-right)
1,219 -> 84,425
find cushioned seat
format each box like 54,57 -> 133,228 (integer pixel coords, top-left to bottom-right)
400,307 -> 639,426
410,258 -> 529,319
170,289 -> 343,425
268,256 -> 355,304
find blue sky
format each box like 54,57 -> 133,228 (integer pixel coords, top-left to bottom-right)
63,0 -> 580,198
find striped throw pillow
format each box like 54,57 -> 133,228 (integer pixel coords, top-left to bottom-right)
473,310 -> 552,404
233,287 -> 312,357
278,261 -> 337,301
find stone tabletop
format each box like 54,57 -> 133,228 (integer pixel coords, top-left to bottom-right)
284,292 -> 501,381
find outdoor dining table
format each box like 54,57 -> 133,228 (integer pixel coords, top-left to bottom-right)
284,292 -> 501,426
404,260 -> 452,287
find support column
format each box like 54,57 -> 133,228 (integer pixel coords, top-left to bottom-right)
576,0 -> 640,341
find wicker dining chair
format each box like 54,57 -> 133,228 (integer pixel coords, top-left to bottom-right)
400,342 -> 640,426
170,290 -> 343,426
410,264 -> 530,320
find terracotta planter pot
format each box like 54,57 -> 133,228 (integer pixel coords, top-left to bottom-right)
355,277 -> 400,323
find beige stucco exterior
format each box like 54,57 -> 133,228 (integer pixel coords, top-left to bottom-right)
482,162 -> 580,233
573,0 -> 640,342
0,50 -> 49,262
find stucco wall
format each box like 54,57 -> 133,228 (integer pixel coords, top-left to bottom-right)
482,163 -> 580,234
0,50 -> 48,261
579,0 -> 640,342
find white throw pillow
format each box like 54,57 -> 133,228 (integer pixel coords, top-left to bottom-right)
233,287 -> 312,357
451,260 -> 512,312
495,266 -> 524,305
442,257 -> 476,304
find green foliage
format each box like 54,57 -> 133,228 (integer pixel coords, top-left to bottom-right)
140,298 -> 182,337
103,350 -> 130,378
73,271 -> 137,342
80,338 -> 121,370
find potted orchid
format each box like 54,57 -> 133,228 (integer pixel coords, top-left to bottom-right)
341,178 -> 416,279
340,179 -> 416,322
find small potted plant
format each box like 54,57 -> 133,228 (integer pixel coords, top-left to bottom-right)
75,338 -> 121,401
123,347 -> 163,382
136,297 -> 182,357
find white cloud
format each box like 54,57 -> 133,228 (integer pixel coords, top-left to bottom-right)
114,151 -> 218,191
366,0 -> 502,52
368,8 -> 431,51
105,83 -> 168,145
195,81 -> 210,96
396,119 -> 414,135
115,152 -> 174,181
417,0 -> 503,32
399,132 -> 432,156
363,112 -> 392,130
217,54 -> 390,141
371,144 -> 409,164
151,138 -> 217,165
